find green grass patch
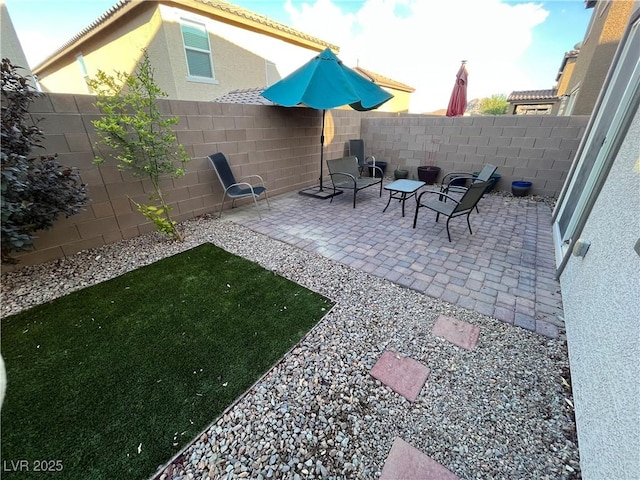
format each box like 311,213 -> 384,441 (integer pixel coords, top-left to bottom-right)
1,243 -> 333,479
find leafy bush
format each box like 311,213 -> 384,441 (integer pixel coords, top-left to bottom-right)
87,50 -> 190,241
1,58 -> 88,263
479,94 -> 509,115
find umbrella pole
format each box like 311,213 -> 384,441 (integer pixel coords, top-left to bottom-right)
319,109 -> 325,191
298,109 -> 342,199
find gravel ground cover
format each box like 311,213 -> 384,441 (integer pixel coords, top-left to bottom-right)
0,214 -> 580,479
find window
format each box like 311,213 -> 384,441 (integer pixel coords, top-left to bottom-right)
76,55 -> 88,77
515,104 -> 553,115
564,86 -> 580,115
553,17 -> 640,275
181,20 -> 215,81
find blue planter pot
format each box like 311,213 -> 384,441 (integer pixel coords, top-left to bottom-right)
512,181 -> 532,197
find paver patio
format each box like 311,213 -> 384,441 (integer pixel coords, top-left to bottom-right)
224,183 -> 564,338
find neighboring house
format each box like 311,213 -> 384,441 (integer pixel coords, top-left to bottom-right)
508,0 -> 634,116
552,2 -> 639,478
214,67 -> 415,114
352,66 -> 415,113
32,0 -> 336,101
0,1 -> 32,77
506,89 -> 559,115
558,0 -> 635,115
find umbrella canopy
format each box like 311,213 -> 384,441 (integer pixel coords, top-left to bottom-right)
446,61 -> 468,117
262,48 -> 393,111
261,48 -> 393,197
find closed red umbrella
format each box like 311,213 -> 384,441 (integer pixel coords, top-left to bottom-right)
446,61 -> 468,117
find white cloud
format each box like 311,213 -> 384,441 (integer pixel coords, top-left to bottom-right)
281,0 -> 549,112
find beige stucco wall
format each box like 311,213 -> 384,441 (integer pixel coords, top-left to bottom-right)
565,0 -> 634,115
37,3 -> 159,94
560,104 -> 640,480
35,3 -> 321,101
556,57 -> 577,96
377,88 -> 412,113
156,5 -> 277,100
0,2 -> 32,75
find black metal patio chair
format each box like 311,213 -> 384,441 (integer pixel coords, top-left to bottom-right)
208,152 -> 270,219
439,163 -> 497,213
413,180 -> 490,241
327,156 -> 383,208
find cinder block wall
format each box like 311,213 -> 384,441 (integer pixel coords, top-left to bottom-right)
7,92 -> 588,266
361,114 -> 589,196
12,93 -> 361,266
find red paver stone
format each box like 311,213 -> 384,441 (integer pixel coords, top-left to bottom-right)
380,437 -> 460,480
432,315 -> 480,350
369,350 -> 430,402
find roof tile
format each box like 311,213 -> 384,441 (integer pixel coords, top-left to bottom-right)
507,89 -> 558,102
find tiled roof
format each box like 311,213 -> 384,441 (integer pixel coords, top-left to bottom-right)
507,89 -> 558,102
36,0 -> 337,70
213,87 -> 273,105
353,66 -> 415,93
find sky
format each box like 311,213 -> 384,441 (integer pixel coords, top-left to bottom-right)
3,0 -> 593,113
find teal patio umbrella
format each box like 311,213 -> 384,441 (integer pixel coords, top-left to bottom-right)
262,48 -> 393,198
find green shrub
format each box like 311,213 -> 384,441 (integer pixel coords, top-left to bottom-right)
479,94 -> 509,115
88,50 -> 190,241
1,58 -> 88,263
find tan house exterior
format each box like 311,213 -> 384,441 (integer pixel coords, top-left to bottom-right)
0,1 -> 32,76
353,66 -> 415,113
558,0 -> 635,115
508,0 -> 633,116
506,89 -> 559,115
32,0 -> 337,101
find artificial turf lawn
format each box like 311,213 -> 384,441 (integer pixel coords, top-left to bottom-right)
1,243 -> 333,479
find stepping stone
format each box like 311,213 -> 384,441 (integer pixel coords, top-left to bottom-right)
380,437 -> 460,480
370,350 -> 430,402
432,315 -> 480,351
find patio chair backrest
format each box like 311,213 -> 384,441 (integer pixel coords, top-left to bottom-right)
475,163 -> 498,182
208,152 -> 237,189
327,156 -> 361,178
348,139 -> 367,168
454,180 -> 490,213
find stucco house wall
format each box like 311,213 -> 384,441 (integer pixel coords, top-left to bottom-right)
33,1 -> 333,101
0,2 -> 32,75
566,0 -> 634,115
559,105 -> 640,479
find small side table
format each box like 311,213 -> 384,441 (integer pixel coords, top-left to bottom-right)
383,179 -> 426,217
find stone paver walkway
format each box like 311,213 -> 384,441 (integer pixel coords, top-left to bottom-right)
226,185 -> 564,338
369,350 -> 430,402
380,438 -> 460,480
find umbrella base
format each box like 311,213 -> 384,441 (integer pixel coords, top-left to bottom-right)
298,186 -> 343,199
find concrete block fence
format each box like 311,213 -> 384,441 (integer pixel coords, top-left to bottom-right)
6,92 -> 588,266
360,114 -> 589,197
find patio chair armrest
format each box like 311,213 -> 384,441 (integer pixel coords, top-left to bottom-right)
239,174 -> 266,187
226,181 -> 259,195
368,165 -> 383,176
441,172 -> 472,183
417,189 -> 461,205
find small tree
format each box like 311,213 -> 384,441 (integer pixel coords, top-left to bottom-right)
1,58 -> 88,263
479,94 -> 509,115
87,50 -> 190,240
